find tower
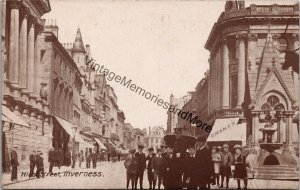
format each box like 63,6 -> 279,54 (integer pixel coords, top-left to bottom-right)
72,28 -> 86,74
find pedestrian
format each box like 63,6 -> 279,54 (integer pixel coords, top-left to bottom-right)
118,153 -> 121,161
108,151 -> 111,162
220,144 -> 234,188
233,145 -> 248,190
92,150 -> 98,168
135,144 -> 146,189
29,150 -> 37,178
124,149 -> 138,189
195,135 -> 213,189
36,151 -> 45,178
212,146 -> 221,186
57,148 -> 63,169
151,148 -> 164,190
48,147 -> 55,173
10,146 -> 19,181
146,147 -> 156,189
72,151 -> 77,169
162,146 -> 176,189
183,146 -> 198,189
78,150 -> 84,168
172,128 -> 188,189
65,148 -> 72,167
85,148 -> 89,168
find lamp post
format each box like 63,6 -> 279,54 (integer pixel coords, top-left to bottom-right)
71,125 -> 78,153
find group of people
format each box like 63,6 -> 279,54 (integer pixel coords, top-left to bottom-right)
124,128 -> 249,190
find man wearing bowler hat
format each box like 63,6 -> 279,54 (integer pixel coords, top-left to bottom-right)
195,135 -> 213,189
135,144 -> 146,189
146,147 -> 156,189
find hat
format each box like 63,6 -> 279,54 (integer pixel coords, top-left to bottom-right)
148,147 -> 154,151
157,148 -> 162,152
217,146 -> 222,149
233,144 -> 242,149
188,145 -> 195,149
174,127 -> 184,134
129,149 -> 136,153
160,143 -> 167,148
223,144 -> 229,148
138,145 -> 144,149
212,146 -> 217,149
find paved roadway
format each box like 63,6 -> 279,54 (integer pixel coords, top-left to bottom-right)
3,161 -> 299,189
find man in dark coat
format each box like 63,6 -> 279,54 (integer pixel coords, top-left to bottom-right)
172,128 -> 188,189
183,146 -> 198,189
162,146 -> 176,189
36,151 -> 45,178
135,144 -> 146,189
10,146 -> 19,181
124,149 -> 138,189
146,147 -> 156,189
92,150 -> 98,168
29,150 -> 37,178
57,148 -> 63,169
195,135 -> 213,189
48,147 -> 55,173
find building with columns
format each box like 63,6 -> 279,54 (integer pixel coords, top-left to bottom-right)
204,1 -> 299,179
2,0 -> 51,171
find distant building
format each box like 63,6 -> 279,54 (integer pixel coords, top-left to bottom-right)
166,93 -> 192,134
148,126 -> 165,152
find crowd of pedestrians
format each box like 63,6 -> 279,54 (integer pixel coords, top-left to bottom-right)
124,128 -> 249,190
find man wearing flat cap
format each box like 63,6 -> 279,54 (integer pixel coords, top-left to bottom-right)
135,144 -> 146,189
124,149 -> 138,189
10,146 -> 19,181
195,135 -> 213,189
146,147 -> 156,189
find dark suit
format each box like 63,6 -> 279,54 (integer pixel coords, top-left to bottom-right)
36,155 -> 45,178
162,153 -> 177,189
183,153 -> 198,189
135,151 -> 146,189
195,146 -> 213,189
172,138 -> 187,189
10,150 -> 18,181
146,153 -> 156,189
29,153 -> 36,178
48,149 -> 55,173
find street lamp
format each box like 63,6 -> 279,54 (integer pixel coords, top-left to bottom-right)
71,125 -> 78,153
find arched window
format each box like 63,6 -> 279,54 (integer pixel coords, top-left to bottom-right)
261,95 -> 285,111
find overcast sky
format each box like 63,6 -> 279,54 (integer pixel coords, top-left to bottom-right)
44,0 -> 297,130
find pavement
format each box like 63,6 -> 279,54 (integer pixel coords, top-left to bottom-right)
2,161 -> 299,189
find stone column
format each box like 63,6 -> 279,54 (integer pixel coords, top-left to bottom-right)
251,111 -> 260,146
8,0 -> 21,84
221,37 -> 229,108
292,34 -> 299,101
285,112 -> 294,148
237,34 -> 246,107
34,29 -> 42,95
27,18 -> 36,93
247,34 -> 257,71
19,8 -> 29,88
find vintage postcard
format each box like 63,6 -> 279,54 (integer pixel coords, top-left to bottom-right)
1,0 -> 299,189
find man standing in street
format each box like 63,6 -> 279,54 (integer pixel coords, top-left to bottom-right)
72,151 -> 77,169
220,144 -> 233,188
92,150 -> 98,168
172,128 -> 187,189
78,150 -> 84,168
183,146 -> 198,189
146,147 -> 156,189
195,135 -> 213,189
29,150 -> 37,178
10,146 -> 19,181
36,151 -> 45,178
124,149 -> 138,189
151,148 -> 164,189
135,144 -> 146,189
48,147 -> 55,173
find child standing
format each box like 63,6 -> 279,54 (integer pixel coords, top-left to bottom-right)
211,146 -> 221,186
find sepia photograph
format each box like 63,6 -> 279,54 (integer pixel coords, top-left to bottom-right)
1,0 -> 299,189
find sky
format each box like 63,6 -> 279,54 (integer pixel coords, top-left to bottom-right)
44,0 -> 297,130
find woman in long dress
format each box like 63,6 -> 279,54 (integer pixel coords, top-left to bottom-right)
233,145 -> 247,190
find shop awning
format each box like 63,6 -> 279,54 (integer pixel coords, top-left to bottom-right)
54,116 -> 75,136
94,138 -> 107,150
2,106 -> 30,127
207,118 -> 246,145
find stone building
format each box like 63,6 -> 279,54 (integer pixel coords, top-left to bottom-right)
166,93 -> 192,134
2,0 -> 51,170
148,126 -> 165,152
123,123 -> 135,150
204,1 -> 299,179
39,21 -> 84,163
178,74 -> 209,137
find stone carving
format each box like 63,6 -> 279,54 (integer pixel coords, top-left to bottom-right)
40,82 -> 48,101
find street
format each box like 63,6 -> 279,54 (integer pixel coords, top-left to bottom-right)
3,161 -> 298,189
